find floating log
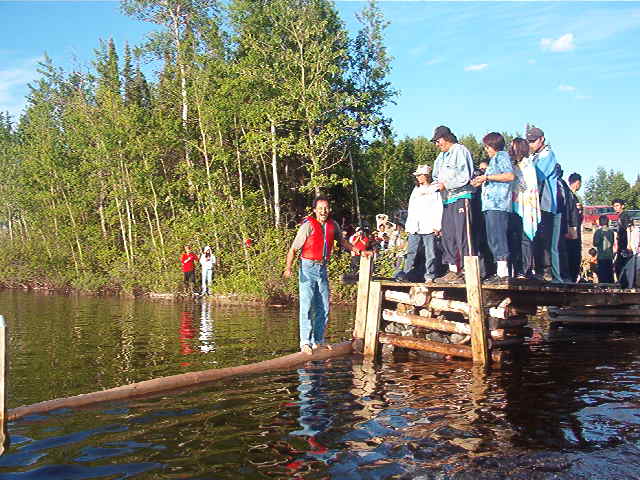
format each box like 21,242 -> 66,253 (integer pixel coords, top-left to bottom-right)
382,309 -> 470,335
8,341 -> 353,422
379,333 -> 502,363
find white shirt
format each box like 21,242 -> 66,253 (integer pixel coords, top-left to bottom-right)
405,184 -> 443,235
199,253 -> 216,270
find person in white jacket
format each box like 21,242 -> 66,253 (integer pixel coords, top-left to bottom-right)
199,246 -> 216,295
394,164 -> 443,282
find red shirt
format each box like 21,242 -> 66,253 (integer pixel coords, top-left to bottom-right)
180,253 -> 198,272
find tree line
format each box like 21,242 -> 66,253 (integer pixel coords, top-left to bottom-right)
0,0 -> 635,299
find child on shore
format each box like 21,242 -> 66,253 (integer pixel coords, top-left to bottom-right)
593,215 -> 615,283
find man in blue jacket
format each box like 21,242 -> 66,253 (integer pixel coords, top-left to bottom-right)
528,126 -> 558,282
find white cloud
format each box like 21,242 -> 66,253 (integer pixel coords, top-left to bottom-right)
540,33 -> 575,52
558,84 -> 576,92
464,63 -> 488,72
0,57 -> 42,120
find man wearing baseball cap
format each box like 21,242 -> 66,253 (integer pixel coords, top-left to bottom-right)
527,126 -> 559,282
430,126 -> 475,283
395,164 -> 443,282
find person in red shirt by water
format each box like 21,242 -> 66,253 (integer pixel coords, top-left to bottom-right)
180,245 -> 199,294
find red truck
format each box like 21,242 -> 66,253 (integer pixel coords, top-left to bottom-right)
582,205 -> 617,230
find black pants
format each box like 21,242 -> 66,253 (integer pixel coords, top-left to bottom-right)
597,258 -> 614,283
534,211 -> 554,275
508,213 -> 534,276
566,237 -> 581,281
441,198 -> 471,267
614,253 -> 629,282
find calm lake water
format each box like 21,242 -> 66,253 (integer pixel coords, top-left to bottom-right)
2,289 -> 640,479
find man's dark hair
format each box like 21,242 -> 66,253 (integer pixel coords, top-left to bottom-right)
568,173 -> 581,184
312,195 -> 330,208
599,214 -> 609,226
482,132 -> 505,152
612,198 -> 625,206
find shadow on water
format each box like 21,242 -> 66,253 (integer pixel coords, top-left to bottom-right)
2,291 -> 640,478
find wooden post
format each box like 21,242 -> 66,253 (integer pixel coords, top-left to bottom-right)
363,281 -> 383,360
353,254 -> 373,339
0,315 -> 6,455
464,256 -> 490,366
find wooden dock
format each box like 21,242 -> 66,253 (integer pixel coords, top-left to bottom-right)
353,256 -> 640,367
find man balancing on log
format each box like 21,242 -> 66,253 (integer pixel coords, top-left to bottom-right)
284,195 -> 372,355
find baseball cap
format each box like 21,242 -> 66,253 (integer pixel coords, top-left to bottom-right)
526,127 -> 544,142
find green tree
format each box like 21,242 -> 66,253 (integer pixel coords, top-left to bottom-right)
585,167 -> 631,205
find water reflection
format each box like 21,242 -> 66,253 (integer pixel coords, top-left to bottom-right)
198,301 -> 216,354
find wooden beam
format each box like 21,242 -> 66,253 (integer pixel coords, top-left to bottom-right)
379,333 -> 502,363
430,297 -> 470,316
353,254 -> 374,339
384,289 -> 411,304
382,309 -> 471,335
464,256 -> 490,366
363,281 -> 384,360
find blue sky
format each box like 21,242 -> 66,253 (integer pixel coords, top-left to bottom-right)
2,1 -> 640,186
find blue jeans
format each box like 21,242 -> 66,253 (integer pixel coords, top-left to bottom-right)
201,267 -> 213,293
484,210 -> 509,262
404,233 -> 437,280
298,259 -> 330,348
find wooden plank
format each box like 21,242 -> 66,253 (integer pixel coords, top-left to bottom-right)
353,254 -> 373,339
549,306 -> 640,317
464,256 -> 490,366
363,282 -> 384,360
550,316 -> 640,325
382,309 -> 471,335
379,333 -> 502,363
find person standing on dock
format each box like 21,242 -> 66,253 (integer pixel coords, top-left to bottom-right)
180,245 -> 199,294
394,164 -> 443,283
613,198 -> 632,281
283,196 -> 371,355
593,215 -> 615,283
430,126 -> 475,283
566,173 -> 583,281
470,132 -> 515,284
527,126 -> 558,282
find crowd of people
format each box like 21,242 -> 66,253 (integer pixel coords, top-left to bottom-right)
351,125 -> 638,287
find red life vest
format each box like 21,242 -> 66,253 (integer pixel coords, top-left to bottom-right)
301,216 -> 335,261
